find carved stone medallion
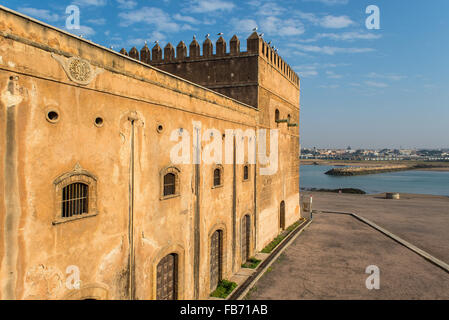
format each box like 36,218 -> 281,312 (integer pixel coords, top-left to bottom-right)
52,53 -> 103,86
68,58 -> 92,83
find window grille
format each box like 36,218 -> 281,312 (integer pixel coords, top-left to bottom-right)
244,165 -> 249,180
213,168 -> 221,187
61,183 -> 89,218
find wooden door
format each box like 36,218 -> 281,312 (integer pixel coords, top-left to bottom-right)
241,215 -> 250,262
156,254 -> 178,300
210,230 -> 222,291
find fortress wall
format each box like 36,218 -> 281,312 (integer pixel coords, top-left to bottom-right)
0,7 -> 259,300
149,55 -> 259,108
0,5 -> 300,300
256,55 -> 301,250
122,33 -> 299,109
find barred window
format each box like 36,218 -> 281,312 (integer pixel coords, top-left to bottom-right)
61,183 -> 89,218
53,164 -> 98,225
243,165 -> 249,181
164,173 -> 176,196
213,168 -> 221,187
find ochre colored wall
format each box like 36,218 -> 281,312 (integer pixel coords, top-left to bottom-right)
0,6 -> 300,300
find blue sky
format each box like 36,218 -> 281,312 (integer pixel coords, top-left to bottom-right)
4,0 -> 449,149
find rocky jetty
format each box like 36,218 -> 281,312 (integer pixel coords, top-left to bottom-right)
325,165 -> 412,176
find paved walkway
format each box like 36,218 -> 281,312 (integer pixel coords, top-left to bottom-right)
247,213 -> 449,300
306,192 -> 449,263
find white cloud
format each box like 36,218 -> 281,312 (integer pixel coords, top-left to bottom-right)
326,70 -> 343,79
320,15 -> 354,28
18,7 -> 59,22
319,84 -> 340,89
87,18 -> 107,25
318,31 -> 381,41
231,18 -> 258,34
150,31 -> 166,42
126,38 -> 148,47
295,62 -> 349,69
73,0 -> 107,6
295,11 -> 320,25
304,0 -> 349,5
119,7 -> 181,33
367,72 -> 406,81
260,16 -> 305,37
65,25 -> 96,37
365,81 -> 388,88
188,0 -> 235,13
116,0 -> 137,9
298,70 -> 318,78
256,2 -> 286,16
295,11 -> 354,29
174,14 -> 200,25
294,62 -> 349,78
290,43 -> 374,55
299,31 -> 381,43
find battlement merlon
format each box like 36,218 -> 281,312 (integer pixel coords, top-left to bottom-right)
120,32 -> 300,89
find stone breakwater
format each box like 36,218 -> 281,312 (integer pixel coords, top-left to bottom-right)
325,165 -> 413,176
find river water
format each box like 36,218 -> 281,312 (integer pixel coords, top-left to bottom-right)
300,165 -> 449,196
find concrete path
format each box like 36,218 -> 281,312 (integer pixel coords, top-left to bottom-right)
247,213 -> 449,300
305,192 -> 449,263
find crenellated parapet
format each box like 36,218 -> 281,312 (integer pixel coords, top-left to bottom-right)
119,32 -> 299,86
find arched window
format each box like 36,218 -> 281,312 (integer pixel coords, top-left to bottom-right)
157,253 -> 178,300
164,173 -> 176,196
287,114 -> 291,123
212,165 -> 223,188
214,169 -> 221,187
160,166 -> 181,199
280,201 -> 286,231
243,165 -> 249,181
275,109 -> 280,123
53,164 -> 98,224
241,215 -> 251,262
210,230 -> 223,292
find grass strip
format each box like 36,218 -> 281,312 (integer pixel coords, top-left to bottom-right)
210,280 -> 238,299
261,219 -> 304,253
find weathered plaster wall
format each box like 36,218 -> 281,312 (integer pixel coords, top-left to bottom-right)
0,5 -> 300,300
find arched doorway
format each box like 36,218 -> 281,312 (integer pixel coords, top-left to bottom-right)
156,253 -> 178,300
241,215 -> 251,263
210,230 -> 223,292
280,201 -> 286,231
